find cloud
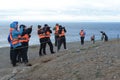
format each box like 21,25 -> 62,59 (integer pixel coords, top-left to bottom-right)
0,0 -> 120,21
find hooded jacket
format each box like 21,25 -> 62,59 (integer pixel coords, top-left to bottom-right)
10,22 -> 23,48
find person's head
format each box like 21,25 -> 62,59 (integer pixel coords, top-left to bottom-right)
13,21 -> 18,25
44,24 -> 48,27
13,21 -> 18,29
10,22 -> 18,30
100,31 -> 104,34
38,25 -> 41,29
20,24 -> 26,29
56,23 -> 59,26
81,29 -> 84,32
59,25 -> 62,29
48,26 -> 51,30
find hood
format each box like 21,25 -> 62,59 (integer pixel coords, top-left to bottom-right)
10,21 -> 18,29
10,22 -> 16,29
13,21 -> 18,25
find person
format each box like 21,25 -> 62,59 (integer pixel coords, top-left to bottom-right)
79,29 -> 86,45
9,21 -> 23,67
37,25 -> 46,56
18,24 -> 32,66
44,24 -> 55,54
57,25 -> 67,51
7,21 -> 18,64
91,35 -> 95,44
53,23 -> 59,46
100,31 -> 108,42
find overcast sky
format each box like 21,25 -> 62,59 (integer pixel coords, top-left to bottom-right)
0,0 -> 120,22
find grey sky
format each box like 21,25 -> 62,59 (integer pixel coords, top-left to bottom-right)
0,0 -> 120,22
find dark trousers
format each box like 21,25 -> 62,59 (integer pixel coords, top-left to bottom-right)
21,42 -> 29,63
81,37 -> 85,45
55,35 -> 59,46
105,35 -> 108,41
57,36 -> 66,51
46,37 -> 54,53
11,46 -> 21,66
16,45 -> 26,63
39,38 -> 46,56
10,47 -> 14,63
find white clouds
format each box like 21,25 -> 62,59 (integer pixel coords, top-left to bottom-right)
0,0 -> 120,21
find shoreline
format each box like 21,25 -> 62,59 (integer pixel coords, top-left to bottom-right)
0,37 -> 119,49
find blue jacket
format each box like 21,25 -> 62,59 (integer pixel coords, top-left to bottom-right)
10,22 -> 23,48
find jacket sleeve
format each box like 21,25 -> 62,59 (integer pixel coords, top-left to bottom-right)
22,27 -> 32,36
13,27 -> 23,35
26,27 -> 32,34
64,28 -> 66,33
49,30 -> 52,33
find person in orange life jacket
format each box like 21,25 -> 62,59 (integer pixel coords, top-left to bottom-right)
8,21 -> 18,64
57,25 -> 67,51
37,25 -> 46,56
18,25 -> 32,66
10,22 -> 23,67
44,24 -> 55,54
79,29 -> 86,45
53,23 -> 59,46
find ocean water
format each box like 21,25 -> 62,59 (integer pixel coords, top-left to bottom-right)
0,21 -> 120,48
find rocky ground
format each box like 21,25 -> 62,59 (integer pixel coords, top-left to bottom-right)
0,39 -> 120,80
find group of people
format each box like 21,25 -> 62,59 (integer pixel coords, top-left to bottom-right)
37,23 -> 67,56
53,24 -> 67,51
37,24 -> 55,56
8,21 -> 32,67
8,21 -> 108,67
79,30 -> 108,45
8,22 -> 67,67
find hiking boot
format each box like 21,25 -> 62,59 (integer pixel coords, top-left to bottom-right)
39,53 -> 43,56
13,64 -> 18,67
51,51 -> 55,54
44,53 -> 46,55
25,63 -> 32,66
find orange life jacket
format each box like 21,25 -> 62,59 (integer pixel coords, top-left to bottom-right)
45,31 -> 51,38
59,29 -> 65,37
55,26 -> 59,34
80,31 -> 85,37
39,34 -> 46,39
19,34 -> 29,42
10,34 -> 19,45
38,29 -> 46,39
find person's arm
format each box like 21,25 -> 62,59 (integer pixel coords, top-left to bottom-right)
13,27 -> 23,35
49,30 -> 52,33
22,27 -> 32,35
27,27 -> 32,34
64,28 -> 66,33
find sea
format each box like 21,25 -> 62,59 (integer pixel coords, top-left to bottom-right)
0,21 -> 120,48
